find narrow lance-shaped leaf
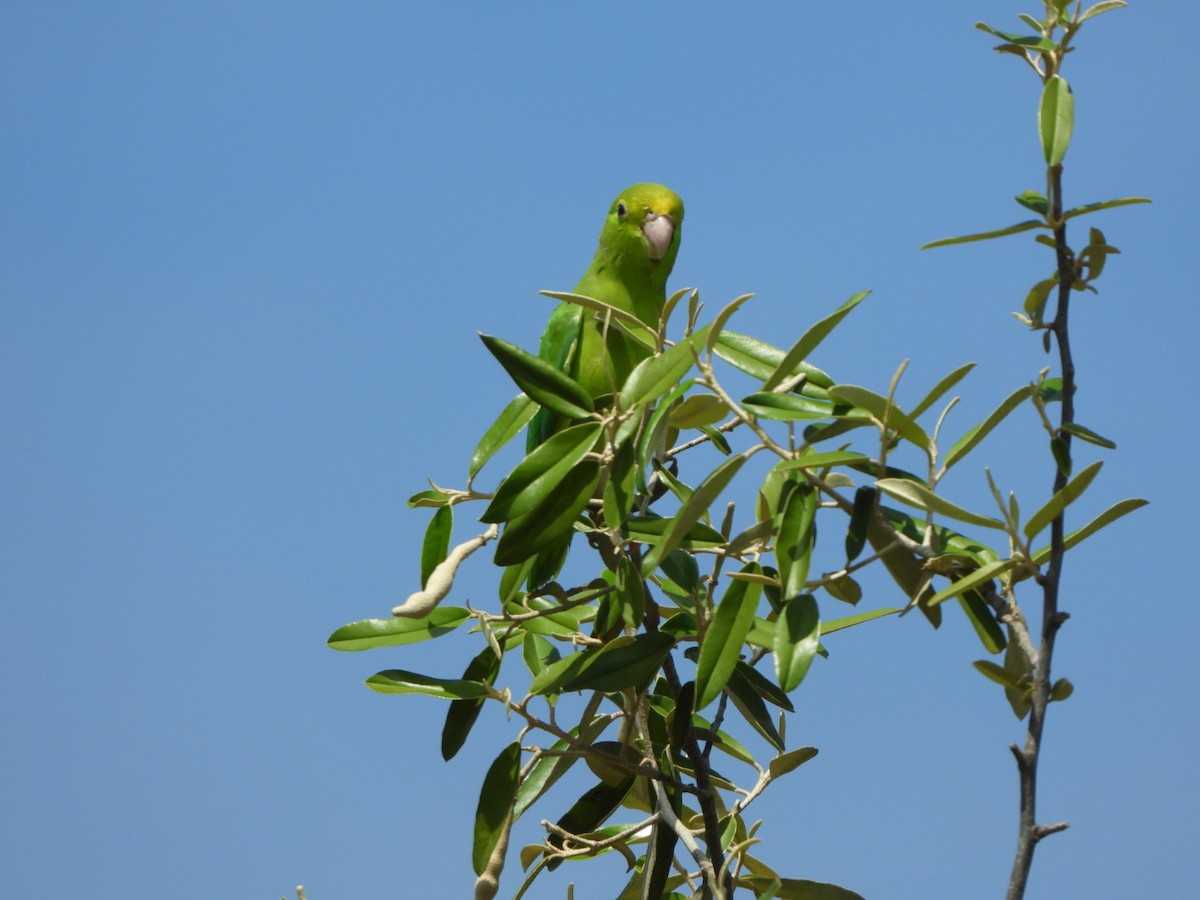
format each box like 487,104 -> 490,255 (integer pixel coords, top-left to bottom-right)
1030,497 -> 1147,565
927,558 -> 1018,606
327,608 -> 471,651
472,741 -> 521,875
876,478 -> 1006,530
420,506 -> 453,589
545,778 -> 635,870
442,644 -> 503,761
1023,460 -> 1103,539
365,669 -> 491,700
777,483 -> 817,598
468,393 -> 537,482
639,452 -> 748,574
761,291 -> 870,391
479,333 -> 594,420
492,459 -> 600,566
481,421 -> 603,523
943,385 -> 1034,470
921,219 -> 1044,250
695,564 -> 764,709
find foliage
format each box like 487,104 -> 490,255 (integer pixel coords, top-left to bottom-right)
329,3 -> 1145,898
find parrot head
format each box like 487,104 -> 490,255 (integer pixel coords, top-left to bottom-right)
599,183 -> 685,277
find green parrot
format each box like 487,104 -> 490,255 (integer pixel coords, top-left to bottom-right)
528,183 -> 685,451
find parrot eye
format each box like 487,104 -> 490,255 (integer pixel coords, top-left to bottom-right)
616,201 -> 627,219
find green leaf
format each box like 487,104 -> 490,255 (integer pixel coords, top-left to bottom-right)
777,483 -> 817,598
639,452 -> 749,574
541,289 -> 655,344
724,666 -> 785,751
481,422 -> 603,523
713,332 -> 835,392
706,293 -> 756,354
1040,75 -> 1075,166
546,778 -> 635,870
768,746 -> 819,779
619,324 -> 712,409
921,219 -> 1044,250
907,362 -> 976,421
366,669 -> 491,700
560,632 -> 675,693
957,589 -> 1007,654
844,486 -> 874,563
820,607 -> 900,635
826,385 -> 929,449
1023,460 -> 1103,539
522,633 -> 560,676
442,645 -> 503,761
774,593 -> 820,691
974,21 -> 1057,51
513,712 -> 617,819
927,559 -> 1018,606
695,564 -> 764,708
1030,497 -> 1147,564
876,478 -> 1006,530
773,450 -> 871,473
735,659 -> 795,711
420,506 -> 453,590
472,741 -> 521,875
493,459 -> 600,566
469,393 -> 537,481
943,385 -> 1034,469
1061,196 -> 1151,222
659,548 -> 701,593
327,608 -> 471,651
479,333 -> 594,420
1080,1 -> 1128,23
1023,278 -> 1058,322
742,391 -> 838,421
406,487 -> 456,508
627,514 -> 727,549
761,291 -> 870,392
774,878 -> 866,900
1015,190 -> 1049,215
669,393 -> 727,429
1061,421 -> 1116,449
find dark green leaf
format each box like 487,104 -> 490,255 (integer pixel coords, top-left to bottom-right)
844,486 -> 874,562
442,645 -> 503,760
513,712 -> 617,819
1061,421 -> 1116,449
669,392 -> 727,429
619,325 -> 712,408
626,515 -> 727,549
774,594 -> 820,691
956,589 -> 1007,654
735,659 -> 795,711
742,392 -> 836,421
481,422 -> 603,523
472,741 -> 521,875
826,385 -> 928,449
479,333 -> 594,420
561,632 -> 675,693
713,332 -> 834,392
420,506 -> 454,590
777,483 -> 817,598
546,778 -> 635,870
695,563 -> 764,709
725,666 -> 784,751
493,459 -> 600,566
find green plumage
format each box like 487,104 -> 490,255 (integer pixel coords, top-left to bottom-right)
528,183 -> 685,451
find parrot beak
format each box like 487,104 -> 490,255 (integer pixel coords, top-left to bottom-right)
642,213 -> 675,261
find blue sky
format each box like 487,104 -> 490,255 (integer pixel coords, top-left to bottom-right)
3,2 -> 1197,898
